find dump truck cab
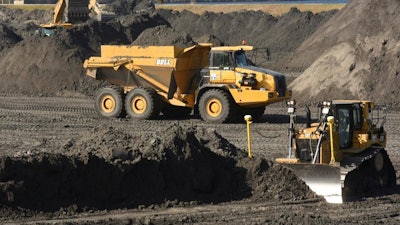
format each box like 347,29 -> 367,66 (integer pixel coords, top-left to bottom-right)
196,45 -> 291,122
200,45 -> 290,107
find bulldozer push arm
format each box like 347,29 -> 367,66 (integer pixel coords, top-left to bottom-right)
276,100 -> 396,203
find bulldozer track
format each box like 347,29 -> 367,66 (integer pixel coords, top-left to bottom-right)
340,147 -> 383,187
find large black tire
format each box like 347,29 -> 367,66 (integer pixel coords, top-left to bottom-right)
94,86 -> 125,118
125,87 -> 161,120
198,89 -> 236,123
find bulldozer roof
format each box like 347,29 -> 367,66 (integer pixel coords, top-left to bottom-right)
331,100 -> 371,104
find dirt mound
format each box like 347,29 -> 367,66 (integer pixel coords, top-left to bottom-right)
0,3 -> 336,97
132,25 -> 195,47
158,7 -> 336,70
0,19 -> 136,96
288,0 -> 400,105
0,23 -> 21,52
108,0 -> 156,15
0,27 -> 96,96
0,6 -> 51,27
0,124 -> 317,212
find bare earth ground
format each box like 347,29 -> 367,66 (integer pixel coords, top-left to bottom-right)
0,0 -> 400,223
0,95 -> 399,224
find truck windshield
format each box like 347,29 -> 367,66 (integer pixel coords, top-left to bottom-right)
235,50 -> 248,67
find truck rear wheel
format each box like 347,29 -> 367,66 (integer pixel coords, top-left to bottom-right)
199,89 -> 236,123
125,87 -> 161,120
95,86 -> 125,118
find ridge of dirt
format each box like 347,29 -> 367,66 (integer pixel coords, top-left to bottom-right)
0,124 -> 317,215
0,3 -> 336,97
157,7 -> 336,70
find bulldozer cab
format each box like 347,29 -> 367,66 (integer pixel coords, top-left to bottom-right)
330,102 -> 364,149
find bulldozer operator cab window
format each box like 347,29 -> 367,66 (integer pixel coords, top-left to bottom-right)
211,52 -> 233,69
352,104 -> 363,130
336,104 -> 363,149
338,108 -> 351,149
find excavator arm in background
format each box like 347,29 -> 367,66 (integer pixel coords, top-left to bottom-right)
88,0 -> 116,22
39,0 -> 116,36
39,0 -> 114,34
40,0 -> 73,29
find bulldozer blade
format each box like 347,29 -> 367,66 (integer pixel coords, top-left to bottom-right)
283,163 -> 342,204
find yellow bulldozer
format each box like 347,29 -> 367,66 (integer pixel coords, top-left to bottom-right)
276,100 -> 396,203
83,43 -> 291,123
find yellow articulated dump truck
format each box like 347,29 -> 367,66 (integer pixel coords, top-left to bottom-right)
276,100 -> 396,203
83,43 -> 291,123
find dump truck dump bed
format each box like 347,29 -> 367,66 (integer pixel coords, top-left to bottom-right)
84,44 -> 212,97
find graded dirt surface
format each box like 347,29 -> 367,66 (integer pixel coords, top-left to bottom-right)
0,96 -> 399,224
0,0 -> 400,224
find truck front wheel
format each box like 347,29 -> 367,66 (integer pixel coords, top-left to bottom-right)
95,86 -> 125,118
125,87 -> 161,120
199,89 -> 236,123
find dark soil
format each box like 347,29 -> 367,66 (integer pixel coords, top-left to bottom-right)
0,124 -> 316,213
0,2 -> 335,97
0,0 -> 400,223
0,96 -> 399,224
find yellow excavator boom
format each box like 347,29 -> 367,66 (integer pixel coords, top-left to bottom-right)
53,0 -> 66,24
